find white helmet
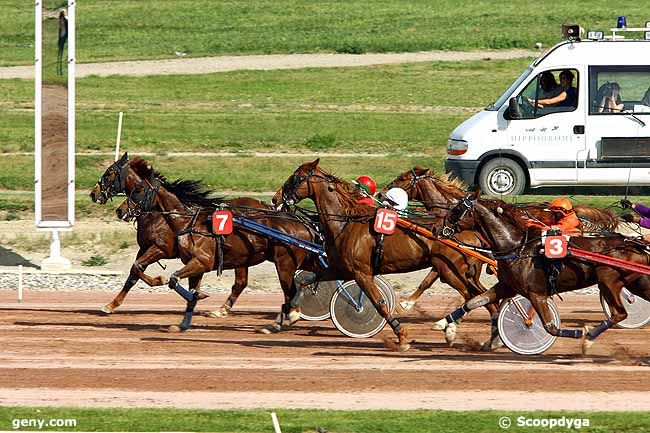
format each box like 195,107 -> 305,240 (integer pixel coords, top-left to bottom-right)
384,187 -> 409,210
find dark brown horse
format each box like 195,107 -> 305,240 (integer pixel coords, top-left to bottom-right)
273,159 -> 501,351
113,195 -> 258,319
90,154 -> 320,331
436,191 -> 650,353
91,154 -> 261,319
381,166 -> 619,310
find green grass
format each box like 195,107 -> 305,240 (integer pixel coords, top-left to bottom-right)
81,254 -> 108,266
1,407 -> 650,432
3,1 -> 649,65
1,59 -> 530,153
0,155 -> 440,191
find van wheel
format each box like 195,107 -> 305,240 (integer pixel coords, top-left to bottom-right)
478,158 -> 526,196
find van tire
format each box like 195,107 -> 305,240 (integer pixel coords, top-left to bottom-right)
478,158 -> 526,196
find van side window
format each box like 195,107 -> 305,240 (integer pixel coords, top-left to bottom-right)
511,69 -> 579,119
589,66 -> 650,115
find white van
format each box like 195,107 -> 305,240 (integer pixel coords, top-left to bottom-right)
445,26 -> 650,195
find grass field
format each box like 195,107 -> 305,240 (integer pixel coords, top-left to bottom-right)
2,407 -> 650,432
1,58 -> 530,154
4,1 -> 649,65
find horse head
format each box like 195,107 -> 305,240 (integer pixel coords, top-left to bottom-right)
90,152 -> 130,204
441,189 -> 480,236
273,158 -> 321,209
379,166 -> 430,202
115,175 -> 160,221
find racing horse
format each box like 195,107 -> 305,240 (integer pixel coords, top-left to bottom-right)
435,190 -> 650,353
381,166 -> 619,311
273,159 -> 500,352
91,154 -> 321,332
91,153 -> 264,319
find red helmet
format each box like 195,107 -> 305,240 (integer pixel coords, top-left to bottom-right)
356,175 -> 376,195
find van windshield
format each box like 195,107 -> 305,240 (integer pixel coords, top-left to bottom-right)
486,67 -> 534,111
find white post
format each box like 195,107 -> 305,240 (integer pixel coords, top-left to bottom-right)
18,265 -> 23,303
270,412 -> 282,433
41,230 -> 72,271
115,111 -> 124,161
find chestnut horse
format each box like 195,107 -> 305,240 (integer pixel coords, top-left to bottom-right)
436,191 -> 650,354
381,166 -> 619,311
273,159 -> 501,351
91,154 -> 320,331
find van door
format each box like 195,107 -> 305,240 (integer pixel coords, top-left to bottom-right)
581,66 -> 650,185
506,68 -> 585,184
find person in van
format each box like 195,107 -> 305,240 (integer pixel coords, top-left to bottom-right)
535,69 -> 577,109
642,86 -> 650,106
597,82 -> 624,113
539,71 -> 560,99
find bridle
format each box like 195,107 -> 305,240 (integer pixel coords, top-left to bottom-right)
123,176 -> 161,219
441,196 -> 474,237
281,168 -> 320,207
98,159 -> 130,202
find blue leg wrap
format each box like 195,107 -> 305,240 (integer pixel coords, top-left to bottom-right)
586,320 -> 613,340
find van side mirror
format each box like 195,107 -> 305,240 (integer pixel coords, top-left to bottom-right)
507,97 -> 522,120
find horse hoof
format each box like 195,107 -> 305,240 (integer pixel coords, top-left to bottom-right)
287,310 -> 301,326
206,308 -> 229,318
399,300 -> 416,312
257,324 -> 281,334
398,342 -> 411,352
444,322 -> 457,347
167,325 -> 182,333
99,305 -> 113,314
431,319 -> 447,331
582,327 -> 594,355
194,290 -> 210,300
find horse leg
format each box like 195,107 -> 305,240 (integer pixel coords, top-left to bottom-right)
258,260 -> 301,334
101,246 -> 165,314
207,267 -> 248,318
432,281 -> 513,343
583,279 -> 627,354
526,292 -> 584,341
167,258 -> 211,332
355,272 -> 411,352
399,268 -> 439,312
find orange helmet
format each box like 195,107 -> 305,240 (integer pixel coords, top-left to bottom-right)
549,198 -> 573,212
356,175 -> 377,195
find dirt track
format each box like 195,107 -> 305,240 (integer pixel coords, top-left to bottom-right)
0,290 -> 648,411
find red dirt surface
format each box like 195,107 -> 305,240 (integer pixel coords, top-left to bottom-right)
0,290 -> 648,410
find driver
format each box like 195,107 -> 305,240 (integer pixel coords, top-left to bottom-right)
354,175 -> 376,206
548,198 -> 580,234
621,199 -> 650,242
381,187 -> 409,216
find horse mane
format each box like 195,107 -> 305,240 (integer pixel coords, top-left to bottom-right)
426,171 -> 467,200
573,205 -> 618,231
130,157 -> 223,207
316,167 -> 374,217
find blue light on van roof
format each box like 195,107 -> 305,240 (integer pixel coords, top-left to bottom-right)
617,16 -> 627,29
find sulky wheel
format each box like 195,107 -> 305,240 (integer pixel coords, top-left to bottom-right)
497,295 -> 560,355
601,287 -> 650,329
294,270 -> 338,321
329,276 -> 396,338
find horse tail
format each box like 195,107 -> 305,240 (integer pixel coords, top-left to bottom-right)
574,205 -> 619,231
